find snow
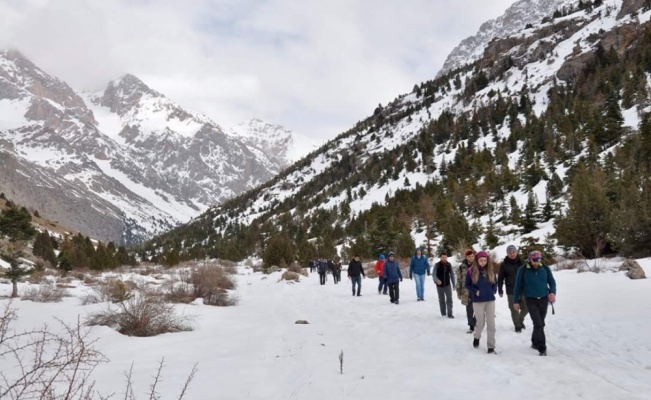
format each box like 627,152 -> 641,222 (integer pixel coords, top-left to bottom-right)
2,263 -> 650,400
0,98 -> 31,130
623,106 -> 640,129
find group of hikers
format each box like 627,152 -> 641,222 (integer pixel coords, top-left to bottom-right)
328,245 -> 557,356
308,258 -> 343,285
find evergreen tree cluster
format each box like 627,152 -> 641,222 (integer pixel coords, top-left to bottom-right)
140,16 -> 651,262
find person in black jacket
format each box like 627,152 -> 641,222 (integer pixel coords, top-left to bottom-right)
498,245 -> 528,333
434,253 -> 456,317
348,255 -> 365,296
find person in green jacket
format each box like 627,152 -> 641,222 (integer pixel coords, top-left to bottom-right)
513,250 -> 557,356
456,249 -> 476,333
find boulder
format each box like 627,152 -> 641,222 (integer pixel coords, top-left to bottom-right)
295,320 -> 309,324
619,259 -> 646,280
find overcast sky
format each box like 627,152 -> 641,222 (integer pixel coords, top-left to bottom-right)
0,0 -> 516,141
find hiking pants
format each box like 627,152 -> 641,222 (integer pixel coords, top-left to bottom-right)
388,282 -> 400,302
319,272 -> 326,285
351,275 -> 362,295
414,273 -> 426,299
473,301 -> 496,349
465,299 -> 476,329
378,276 -> 387,294
507,294 -> 529,329
526,297 -> 549,352
437,285 -> 453,316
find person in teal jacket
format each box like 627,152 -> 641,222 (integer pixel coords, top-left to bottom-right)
513,250 -> 557,356
409,247 -> 431,301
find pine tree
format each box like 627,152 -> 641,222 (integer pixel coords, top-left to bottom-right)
0,207 -> 36,241
263,234 -> 296,268
555,164 -> 612,257
521,192 -> 539,234
485,216 -> 500,249
32,230 -> 56,267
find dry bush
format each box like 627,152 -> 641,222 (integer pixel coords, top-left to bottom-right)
0,304 -> 108,399
160,270 -> 196,304
281,270 -> 300,282
0,303 -> 197,399
21,284 -> 67,302
287,262 -> 301,273
27,269 -> 59,284
191,266 -> 238,306
81,279 -> 136,305
365,262 -> 378,279
86,296 -> 194,337
216,259 -> 237,273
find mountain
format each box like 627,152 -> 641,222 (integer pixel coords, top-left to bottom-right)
227,118 -> 320,167
143,0 -> 651,263
0,51 -> 286,245
438,0 -> 575,77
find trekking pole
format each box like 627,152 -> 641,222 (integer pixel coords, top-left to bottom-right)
550,301 -> 555,315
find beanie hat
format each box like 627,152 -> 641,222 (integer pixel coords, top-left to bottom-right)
529,250 -> 542,261
464,249 -> 475,257
476,251 -> 489,259
388,251 -> 395,257
379,254 -> 385,260
506,245 -> 517,253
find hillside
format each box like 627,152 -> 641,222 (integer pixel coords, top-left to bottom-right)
143,0 -> 651,263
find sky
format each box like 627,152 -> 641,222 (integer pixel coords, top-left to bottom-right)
0,0 -> 517,142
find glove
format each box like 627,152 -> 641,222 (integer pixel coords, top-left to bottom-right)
400,278 -> 403,282
427,271 -> 430,276
409,275 -> 413,280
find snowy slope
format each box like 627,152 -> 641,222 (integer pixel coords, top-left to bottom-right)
2,261 -> 650,399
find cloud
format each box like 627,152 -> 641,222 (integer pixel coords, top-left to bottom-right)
0,0 -> 517,141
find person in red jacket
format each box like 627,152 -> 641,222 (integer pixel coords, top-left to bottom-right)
375,254 -> 387,295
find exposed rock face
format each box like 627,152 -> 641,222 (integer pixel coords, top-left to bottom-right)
617,0 -> 648,19
438,0 -> 573,77
0,50 -> 287,244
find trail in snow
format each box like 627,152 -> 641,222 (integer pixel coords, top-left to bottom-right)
2,263 -> 651,400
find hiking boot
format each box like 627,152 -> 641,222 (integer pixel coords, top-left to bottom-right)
539,350 -> 547,356
448,315 -> 455,319
390,300 -> 395,303
357,294 -> 361,297
521,323 -> 526,330
487,348 -> 496,354
531,344 -> 538,350
417,298 -> 422,301
466,329 -> 474,334
394,300 -> 399,305
473,338 -> 479,348
515,327 -> 522,333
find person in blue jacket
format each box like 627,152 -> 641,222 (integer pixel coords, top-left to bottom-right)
513,250 -> 557,356
465,250 -> 497,354
409,247 -> 431,301
382,252 -> 403,304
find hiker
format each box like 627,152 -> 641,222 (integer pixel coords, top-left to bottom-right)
513,250 -> 557,356
382,252 -> 402,304
375,254 -> 387,294
434,252 -> 456,317
498,244 -> 528,333
465,250 -> 497,354
308,259 -> 315,273
409,247 -> 431,301
347,255 -> 365,296
456,249 -> 477,333
317,258 -> 327,285
332,260 -> 342,284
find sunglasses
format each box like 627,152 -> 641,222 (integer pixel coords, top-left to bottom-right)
531,258 -> 542,262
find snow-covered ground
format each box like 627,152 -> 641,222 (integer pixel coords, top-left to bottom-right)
2,261 -> 651,400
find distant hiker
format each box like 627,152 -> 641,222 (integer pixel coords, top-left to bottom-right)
465,250 -> 497,354
308,259 -> 315,273
333,260 -> 342,284
498,244 -> 528,333
317,259 -> 327,285
513,250 -> 557,356
409,247 -> 431,301
348,255 -> 365,296
382,252 -> 403,304
456,249 -> 477,333
375,254 -> 387,294
434,252 -> 456,317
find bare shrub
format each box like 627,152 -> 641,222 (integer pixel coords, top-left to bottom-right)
21,283 -> 67,302
191,265 -> 235,294
216,259 -> 237,272
0,303 -> 197,399
281,271 -> 300,282
365,262 -> 378,278
0,303 -> 108,399
160,270 -> 196,304
86,296 -> 193,337
81,279 -> 135,305
202,288 -> 239,306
